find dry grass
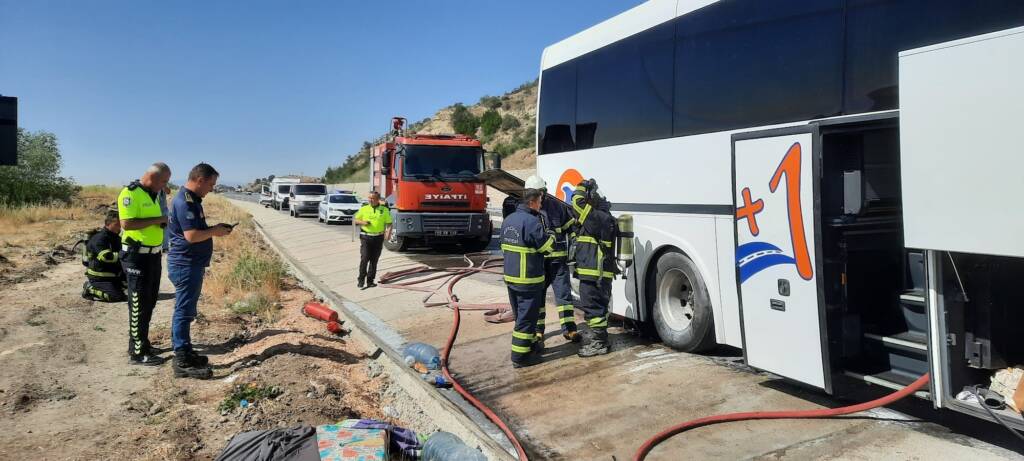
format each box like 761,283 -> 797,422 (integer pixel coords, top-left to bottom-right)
0,185 -> 117,235
202,194 -> 289,323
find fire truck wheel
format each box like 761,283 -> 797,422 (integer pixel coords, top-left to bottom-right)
651,251 -> 715,352
384,233 -> 409,252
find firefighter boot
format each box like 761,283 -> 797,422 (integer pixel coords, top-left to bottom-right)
578,328 -> 610,357
173,352 -> 213,379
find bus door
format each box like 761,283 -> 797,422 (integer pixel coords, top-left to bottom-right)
732,127 -> 831,392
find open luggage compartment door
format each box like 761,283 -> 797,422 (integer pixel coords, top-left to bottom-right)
733,127 -> 831,392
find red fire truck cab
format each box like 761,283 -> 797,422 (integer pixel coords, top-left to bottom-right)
369,118 -> 492,252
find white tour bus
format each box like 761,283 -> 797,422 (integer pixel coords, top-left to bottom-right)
536,0 -> 1024,428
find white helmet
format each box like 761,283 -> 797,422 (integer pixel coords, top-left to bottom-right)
524,175 -> 547,191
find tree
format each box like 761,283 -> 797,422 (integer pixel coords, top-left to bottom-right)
478,95 -> 502,109
0,128 -> 79,206
480,109 -> 501,136
500,114 -> 521,131
450,103 -> 479,136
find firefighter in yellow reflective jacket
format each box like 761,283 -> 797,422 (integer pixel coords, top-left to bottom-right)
80,207 -> 127,302
500,187 -> 555,368
571,179 -> 619,357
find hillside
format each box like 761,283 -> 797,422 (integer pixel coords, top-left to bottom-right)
323,79 -> 538,184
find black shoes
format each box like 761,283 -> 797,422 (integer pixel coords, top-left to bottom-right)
358,280 -> 376,290
357,279 -> 365,289
366,281 -> 377,288
173,351 -> 212,379
578,330 -> 610,358
563,330 -> 581,343
512,351 -> 543,369
129,353 -> 166,366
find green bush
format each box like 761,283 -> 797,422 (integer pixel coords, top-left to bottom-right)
480,109 -> 501,136
450,103 -> 479,136
218,384 -> 282,413
0,129 -> 80,206
226,249 -> 287,292
500,115 -> 521,131
478,95 -> 502,109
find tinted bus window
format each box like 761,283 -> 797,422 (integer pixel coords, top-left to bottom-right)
576,22 -> 674,149
674,0 -> 844,136
538,62 -> 576,155
844,0 -> 1024,113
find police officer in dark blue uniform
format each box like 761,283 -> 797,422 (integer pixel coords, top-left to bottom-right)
570,179 -> 619,357
500,186 -> 555,368
167,163 -> 232,379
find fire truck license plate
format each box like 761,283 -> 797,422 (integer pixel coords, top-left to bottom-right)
434,230 -> 456,236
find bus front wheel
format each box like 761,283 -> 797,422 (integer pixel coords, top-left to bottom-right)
651,251 -> 715,352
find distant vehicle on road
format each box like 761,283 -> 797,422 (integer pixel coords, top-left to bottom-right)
270,177 -> 300,210
318,192 -> 360,224
259,185 -> 273,207
288,183 -> 327,217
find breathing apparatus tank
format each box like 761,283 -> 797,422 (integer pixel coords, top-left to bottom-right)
616,214 -> 634,270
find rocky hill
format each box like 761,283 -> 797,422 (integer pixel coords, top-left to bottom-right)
323,79 -> 538,184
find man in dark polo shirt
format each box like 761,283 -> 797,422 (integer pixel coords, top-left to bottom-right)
167,163 -> 232,379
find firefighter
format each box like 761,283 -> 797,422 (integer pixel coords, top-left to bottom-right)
80,207 -> 127,302
353,191 -> 392,289
524,175 -> 579,348
570,178 -> 618,357
501,186 -> 555,368
118,162 -> 171,366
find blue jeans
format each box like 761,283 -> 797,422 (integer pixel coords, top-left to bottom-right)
168,263 -> 206,353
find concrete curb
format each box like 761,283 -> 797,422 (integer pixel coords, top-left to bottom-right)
250,217 -> 517,460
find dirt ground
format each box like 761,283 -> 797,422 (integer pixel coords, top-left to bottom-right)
0,198 -> 420,460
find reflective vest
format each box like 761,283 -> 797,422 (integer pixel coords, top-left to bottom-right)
540,195 -> 575,259
501,203 -> 555,287
117,181 -> 164,247
355,204 -> 392,236
571,193 -> 618,281
81,228 -> 123,280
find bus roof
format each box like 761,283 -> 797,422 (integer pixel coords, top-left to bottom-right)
539,0 -> 717,71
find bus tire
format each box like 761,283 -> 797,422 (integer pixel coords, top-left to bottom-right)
651,251 -> 715,352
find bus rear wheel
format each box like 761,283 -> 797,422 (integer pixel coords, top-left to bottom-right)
651,251 -> 715,352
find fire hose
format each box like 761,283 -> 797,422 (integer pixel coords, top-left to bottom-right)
377,253 -> 529,461
633,373 -> 931,461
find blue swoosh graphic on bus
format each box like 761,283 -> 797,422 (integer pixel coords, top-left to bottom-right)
736,241 -> 795,283
561,185 -> 574,202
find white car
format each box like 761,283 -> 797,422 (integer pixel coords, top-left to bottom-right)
318,192 -> 361,224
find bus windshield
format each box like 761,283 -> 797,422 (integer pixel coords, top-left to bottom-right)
402,145 -> 482,181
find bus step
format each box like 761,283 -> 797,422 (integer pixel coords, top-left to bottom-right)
842,370 -> 931,400
863,331 -> 927,352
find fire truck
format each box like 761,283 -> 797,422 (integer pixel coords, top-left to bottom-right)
369,117 -> 492,252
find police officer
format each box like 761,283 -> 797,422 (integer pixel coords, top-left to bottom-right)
118,162 -> 171,366
167,163 -> 232,379
524,175 -> 579,348
501,187 -> 555,368
570,179 -> 618,357
353,191 -> 392,289
81,207 -> 127,302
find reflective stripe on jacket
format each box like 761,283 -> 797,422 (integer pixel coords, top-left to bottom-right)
501,203 -> 555,286
83,228 -> 123,280
571,194 -> 618,281
540,195 -> 574,258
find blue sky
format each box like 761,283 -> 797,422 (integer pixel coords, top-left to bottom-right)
0,0 -> 640,185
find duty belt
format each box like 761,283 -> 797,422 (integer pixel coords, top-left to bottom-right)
128,245 -> 162,254
360,231 -> 384,237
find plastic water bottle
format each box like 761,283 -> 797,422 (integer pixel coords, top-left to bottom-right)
422,373 -> 451,388
421,432 -> 487,461
403,342 -> 441,370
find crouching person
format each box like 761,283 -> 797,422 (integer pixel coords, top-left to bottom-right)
81,208 -> 127,302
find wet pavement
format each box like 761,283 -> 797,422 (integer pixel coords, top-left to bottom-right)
229,197 -> 1022,460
